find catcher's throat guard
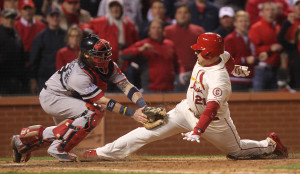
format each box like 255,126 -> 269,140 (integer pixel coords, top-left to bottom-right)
143,107 -> 167,130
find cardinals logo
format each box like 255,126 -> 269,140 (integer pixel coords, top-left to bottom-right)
212,88 -> 222,97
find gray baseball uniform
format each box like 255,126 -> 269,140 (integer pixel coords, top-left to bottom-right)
31,59 -> 126,159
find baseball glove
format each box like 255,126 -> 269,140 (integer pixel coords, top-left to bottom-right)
143,107 -> 167,130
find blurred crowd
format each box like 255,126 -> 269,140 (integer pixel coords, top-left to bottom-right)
0,0 -> 299,95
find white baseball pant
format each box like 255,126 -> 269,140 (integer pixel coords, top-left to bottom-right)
96,99 -> 275,159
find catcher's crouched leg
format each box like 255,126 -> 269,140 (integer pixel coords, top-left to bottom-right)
11,125 -> 51,163
48,103 -> 104,162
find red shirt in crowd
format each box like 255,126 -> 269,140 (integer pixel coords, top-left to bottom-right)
246,0 -> 292,26
165,24 -> 205,73
83,16 -> 139,63
285,18 -> 300,41
122,38 -> 177,92
248,18 -> 281,67
15,17 -> 46,52
225,30 -> 255,84
56,46 -> 80,70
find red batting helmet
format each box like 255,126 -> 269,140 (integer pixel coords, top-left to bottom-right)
191,32 -> 224,59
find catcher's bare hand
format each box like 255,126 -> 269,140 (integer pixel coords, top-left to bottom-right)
132,106 -> 148,124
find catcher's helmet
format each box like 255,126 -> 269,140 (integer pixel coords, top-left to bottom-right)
191,32 -> 224,59
80,34 -> 112,74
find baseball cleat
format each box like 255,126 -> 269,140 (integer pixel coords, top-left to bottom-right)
81,149 -> 99,161
268,132 -> 288,158
11,135 -> 22,163
48,152 -> 77,162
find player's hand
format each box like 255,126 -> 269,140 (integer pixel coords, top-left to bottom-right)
30,79 -> 39,94
138,43 -> 153,52
181,130 -> 201,143
132,106 -> 148,124
287,12 -> 295,24
246,56 -> 255,65
179,71 -> 192,85
258,52 -> 268,61
271,43 -> 283,52
232,65 -> 250,77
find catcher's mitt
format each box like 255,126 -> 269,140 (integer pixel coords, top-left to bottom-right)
143,107 -> 167,130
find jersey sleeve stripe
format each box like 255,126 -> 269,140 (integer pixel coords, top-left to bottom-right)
81,88 -> 100,98
115,78 -> 127,85
89,92 -> 104,102
82,67 -> 98,84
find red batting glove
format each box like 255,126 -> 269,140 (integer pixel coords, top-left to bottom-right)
181,128 -> 202,143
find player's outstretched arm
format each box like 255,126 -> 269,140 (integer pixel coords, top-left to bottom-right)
182,101 -> 219,143
116,79 -> 148,108
94,96 -> 148,124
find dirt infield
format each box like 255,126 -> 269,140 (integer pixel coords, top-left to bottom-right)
1,154 -> 300,174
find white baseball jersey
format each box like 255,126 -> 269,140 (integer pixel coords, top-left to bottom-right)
187,52 -> 231,120
94,52 -> 276,159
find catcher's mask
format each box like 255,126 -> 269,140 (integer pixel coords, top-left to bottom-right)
191,32 -> 224,59
80,34 -> 112,74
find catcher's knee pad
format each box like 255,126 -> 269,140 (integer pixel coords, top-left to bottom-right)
53,119 -> 74,139
57,103 -> 104,152
18,125 -> 50,153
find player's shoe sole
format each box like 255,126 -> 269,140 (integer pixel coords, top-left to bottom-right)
11,135 -> 22,163
80,149 -> 99,161
268,132 -> 288,158
48,152 -> 77,162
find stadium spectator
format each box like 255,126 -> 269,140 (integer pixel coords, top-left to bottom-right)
285,0 -> 300,41
213,0 -> 247,12
42,0 -> 92,30
56,24 -> 82,70
224,10 -> 256,92
60,0 -> 92,30
83,0 -> 139,66
29,6 -> 66,94
0,8 -> 26,94
121,19 -> 178,92
213,6 -> 235,38
2,0 -> 17,10
163,0 -> 193,19
32,0 -> 45,20
249,2 -> 283,91
165,3 -> 205,91
15,0 -> 46,64
97,0 -> 143,32
141,0 -> 172,39
277,14 -> 300,90
246,0 -> 292,26
189,0 -> 219,32
80,0 -> 101,17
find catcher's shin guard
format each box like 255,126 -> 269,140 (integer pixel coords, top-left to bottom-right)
57,103 -> 104,152
12,125 -> 50,162
18,125 -> 50,153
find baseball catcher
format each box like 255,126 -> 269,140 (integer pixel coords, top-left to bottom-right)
143,107 -> 167,129
11,34 -> 148,162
